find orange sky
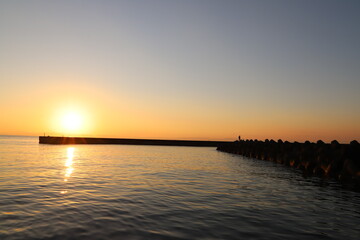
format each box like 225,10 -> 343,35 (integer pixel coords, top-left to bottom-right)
0,77 -> 358,143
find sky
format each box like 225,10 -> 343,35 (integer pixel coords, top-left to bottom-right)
0,0 -> 359,142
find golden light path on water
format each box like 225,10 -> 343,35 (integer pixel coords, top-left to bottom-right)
61,147 -> 75,194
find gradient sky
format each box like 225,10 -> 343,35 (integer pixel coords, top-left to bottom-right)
0,0 -> 359,142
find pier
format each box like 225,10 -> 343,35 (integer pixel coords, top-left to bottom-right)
217,139 -> 360,188
39,136 -> 231,147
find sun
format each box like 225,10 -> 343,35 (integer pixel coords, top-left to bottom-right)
61,111 -> 83,133
51,104 -> 93,136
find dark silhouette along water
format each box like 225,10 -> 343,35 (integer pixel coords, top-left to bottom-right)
1,135 -> 360,239
217,139 -> 360,188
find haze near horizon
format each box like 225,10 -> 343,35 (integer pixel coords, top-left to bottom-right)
1,0 -> 359,142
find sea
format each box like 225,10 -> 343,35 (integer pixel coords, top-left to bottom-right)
1,135 -> 359,240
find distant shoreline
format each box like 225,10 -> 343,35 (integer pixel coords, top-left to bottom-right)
39,136 -> 231,147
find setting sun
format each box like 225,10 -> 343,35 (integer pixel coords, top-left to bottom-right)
49,105 -> 93,136
61,112 -> 82,132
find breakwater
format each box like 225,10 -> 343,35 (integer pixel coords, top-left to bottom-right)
217,139 -> 360,188
39,136 -> 230,147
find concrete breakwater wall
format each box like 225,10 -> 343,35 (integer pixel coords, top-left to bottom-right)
217,139 -> 360,187
39,136 -> 230,147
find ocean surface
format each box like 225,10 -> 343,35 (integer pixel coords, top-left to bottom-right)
1,135 -> 359,240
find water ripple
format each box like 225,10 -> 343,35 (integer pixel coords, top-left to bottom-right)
0,136 -> 360,239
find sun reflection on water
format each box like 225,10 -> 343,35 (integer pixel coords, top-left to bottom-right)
62,147 -> 75,192
65,147 -> 74,167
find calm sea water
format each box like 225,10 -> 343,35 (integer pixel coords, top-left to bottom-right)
1,136 -> 359,240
